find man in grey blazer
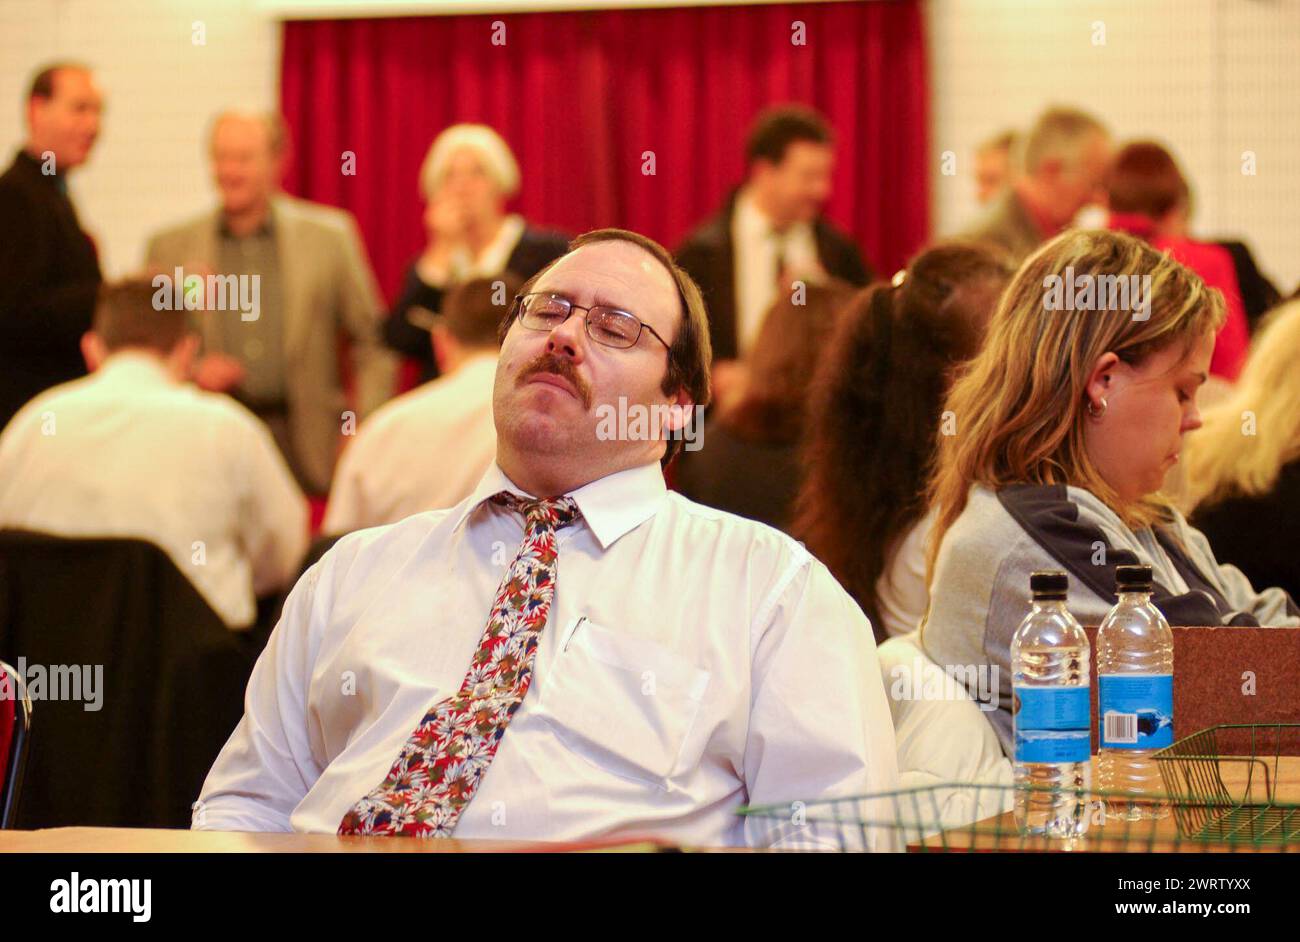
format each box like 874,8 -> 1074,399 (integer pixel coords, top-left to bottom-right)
146,111 -> 395,494
960,107 -> 1111,266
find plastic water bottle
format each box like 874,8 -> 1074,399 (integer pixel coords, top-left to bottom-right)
1011,570 -> 1091,838
1096,564 -> 1174,820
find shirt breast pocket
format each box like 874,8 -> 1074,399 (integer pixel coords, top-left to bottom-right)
537,618 -> 711,790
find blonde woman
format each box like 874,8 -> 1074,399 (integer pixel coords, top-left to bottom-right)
920,229 -> 1298,757
1184,300 -> 1300,603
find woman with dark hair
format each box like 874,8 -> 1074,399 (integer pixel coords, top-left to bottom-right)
674,281 -> 855,532
1105,140 -> 1256,381
793,243 -> 1014,643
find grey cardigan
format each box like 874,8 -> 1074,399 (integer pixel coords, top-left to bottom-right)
920,483 -> 1299,756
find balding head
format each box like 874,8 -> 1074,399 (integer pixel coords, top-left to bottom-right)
210,111 -> 288,157
25,62 -> 102,171
1018,106 -> 1112,229
209,110 -> 288,217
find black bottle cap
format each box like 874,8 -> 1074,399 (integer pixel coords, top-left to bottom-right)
1030,570 -> 1068,600
1115,564 -> 1154,592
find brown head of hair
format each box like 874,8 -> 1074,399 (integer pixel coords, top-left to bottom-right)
96,279 -> 189,354
1105,140 -> 1190,221
722,280 -> 856,446
499,228 -> 713,466
441,273 -> 522,349
28,62 -> 92,102
745,104 -> 833,168
792,242 -> 1015,640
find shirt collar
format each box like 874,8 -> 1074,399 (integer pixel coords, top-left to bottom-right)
734,187 -> 812,245
16,147 -> 65,191
733,188 -> 773,240
95,350 -> 176,386
457,351 -> 500,375
218,204 -> 276,238
469,214 -> 526,276
454,460 -> 667,551
436,352 -> 498,390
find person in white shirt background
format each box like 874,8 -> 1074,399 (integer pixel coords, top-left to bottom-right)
0,279 -> 308,629
194,227 -> 899,849
323,273 -> 521,533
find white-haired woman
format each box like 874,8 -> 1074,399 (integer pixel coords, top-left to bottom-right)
384,124 -> 568,382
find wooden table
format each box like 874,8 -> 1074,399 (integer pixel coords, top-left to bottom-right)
920,755 -> 1300,853
0,828 -> 682,853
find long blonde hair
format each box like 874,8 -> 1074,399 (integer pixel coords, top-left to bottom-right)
925,228 -> 1225,581
1184,300 -> 1300,509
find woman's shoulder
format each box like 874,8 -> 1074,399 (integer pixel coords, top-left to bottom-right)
950,481 -> 1092,533
942,481 -> 1139,572
939,483 -> 1031,557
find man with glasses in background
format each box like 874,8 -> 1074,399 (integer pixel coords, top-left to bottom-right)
194,228 -> 898,849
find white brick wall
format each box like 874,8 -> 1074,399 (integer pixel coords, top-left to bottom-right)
0,0 -> 278,278
2,0 -> 1297,293
929,0 -> 1300,293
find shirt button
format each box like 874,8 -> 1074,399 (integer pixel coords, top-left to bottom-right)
244,339 -> 264,360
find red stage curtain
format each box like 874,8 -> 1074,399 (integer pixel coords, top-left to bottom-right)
281,1 -> 929,304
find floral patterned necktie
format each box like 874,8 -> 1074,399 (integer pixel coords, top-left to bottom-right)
338,491 -> 581,837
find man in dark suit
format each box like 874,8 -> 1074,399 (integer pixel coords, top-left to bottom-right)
676,105 -> 872,396
0,62 -> 104,430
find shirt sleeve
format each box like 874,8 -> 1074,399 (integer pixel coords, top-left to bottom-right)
237,413 -> 309,598
1177,516 -> 1300,625
192,562 -> 325,831
742,556 -> 901,851
320,429 -> 369,535
335,213 -> 396,418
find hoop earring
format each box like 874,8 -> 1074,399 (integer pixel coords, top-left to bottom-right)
1087,397 -> 1108,420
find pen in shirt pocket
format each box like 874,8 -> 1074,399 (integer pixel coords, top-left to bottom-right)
559,616 -> 586,652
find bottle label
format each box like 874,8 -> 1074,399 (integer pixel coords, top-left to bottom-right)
1099,674 -> 1174,749
1013,685 -> 1090,764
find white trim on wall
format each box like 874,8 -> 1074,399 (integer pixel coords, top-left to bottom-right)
257,0 -> 843,20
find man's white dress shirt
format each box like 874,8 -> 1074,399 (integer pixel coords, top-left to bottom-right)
730,190 -> 820,357
194,460 -> 899,847
0,352 -> 308,628
323,354 -> 497,532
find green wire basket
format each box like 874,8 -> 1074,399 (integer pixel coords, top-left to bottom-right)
738,724 -> 1300,852
1153,723 -> 1300,846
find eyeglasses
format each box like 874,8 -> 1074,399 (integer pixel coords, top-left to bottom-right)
511,293 -> 671,350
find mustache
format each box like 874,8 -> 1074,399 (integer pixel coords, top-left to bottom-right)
517,352 -> 593,410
